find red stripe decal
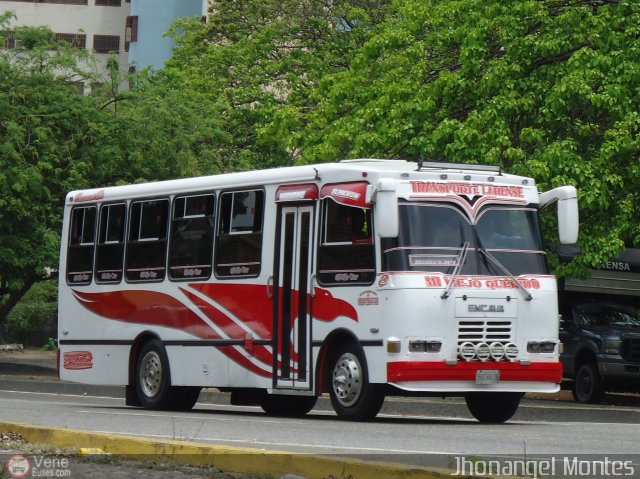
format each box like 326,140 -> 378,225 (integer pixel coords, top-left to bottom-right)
189,283 -> 272,336
72,289 -> 220,339
72,289 -> 271,377
313,287 -> 358,323
387,361 -> 562,383
181,287 -> 276,368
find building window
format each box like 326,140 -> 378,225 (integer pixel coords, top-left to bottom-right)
95,0 -> 121,5
0,0 -> 88,4
93,35 -> 120,54
55,33 -> 86,49
4,36 -> 18,49
125,15 -> 138,52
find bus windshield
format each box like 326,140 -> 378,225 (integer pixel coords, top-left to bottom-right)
381,202 -> 547,276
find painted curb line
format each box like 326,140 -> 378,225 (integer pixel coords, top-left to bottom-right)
1,420 -> 457,479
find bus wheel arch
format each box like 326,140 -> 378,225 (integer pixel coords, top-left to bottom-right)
318,330 -> 385,421
126,332 -> 160,407
134,337 -> 174,409
316,329 -> 359,394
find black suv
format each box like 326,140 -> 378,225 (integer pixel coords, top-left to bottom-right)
559,293 -> 640,403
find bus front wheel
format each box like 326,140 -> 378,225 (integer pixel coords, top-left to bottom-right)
328,342 -> 384,421
465,392 -> 523,423
135,339 -> 174,410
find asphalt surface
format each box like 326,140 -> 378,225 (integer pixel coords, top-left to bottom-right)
1,349 -> 640,479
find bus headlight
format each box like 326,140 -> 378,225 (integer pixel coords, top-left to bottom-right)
527,341 -> 556,354
408,340 -> 442,353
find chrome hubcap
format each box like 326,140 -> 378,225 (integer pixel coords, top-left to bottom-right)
332,352 -> 362,407
139,351 -> 162,398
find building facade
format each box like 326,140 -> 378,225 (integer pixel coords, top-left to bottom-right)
128,0 -> 205,71
1,0 -> 130,76
1,0 -> 208,75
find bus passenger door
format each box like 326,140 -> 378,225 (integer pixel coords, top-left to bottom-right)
273,205 -> 314,390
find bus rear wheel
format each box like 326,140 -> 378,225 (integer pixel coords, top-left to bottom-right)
465,392 -> 523,423
135,339 -> 174,410
328,343 -> 384,421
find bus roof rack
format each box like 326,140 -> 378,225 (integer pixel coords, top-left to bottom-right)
417,161 -> 502,174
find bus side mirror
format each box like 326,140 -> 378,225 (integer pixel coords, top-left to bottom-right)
539,186 -> 579,244
371,179 -> 398,238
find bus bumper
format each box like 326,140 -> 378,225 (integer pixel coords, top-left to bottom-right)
387,360 -> 562,393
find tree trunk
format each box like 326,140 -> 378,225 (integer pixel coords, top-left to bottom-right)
0,274 -> 39,328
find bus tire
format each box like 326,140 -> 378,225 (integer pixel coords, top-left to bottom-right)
465,392 -> 523,423
572,362 -> 605,404
259,393 -> 317,417
328,342 -> 384,421
171,386 -> 202,411
135,339 -> 173,410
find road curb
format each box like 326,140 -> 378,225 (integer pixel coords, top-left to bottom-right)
0,420 -> 455,479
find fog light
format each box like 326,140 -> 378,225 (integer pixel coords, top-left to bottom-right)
489,342 -> 505,361
504,343 -> 519,361
475,343 -> 491,362
459,342 -> 476,361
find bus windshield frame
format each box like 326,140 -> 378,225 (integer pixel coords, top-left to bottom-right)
381,202 -> 548,276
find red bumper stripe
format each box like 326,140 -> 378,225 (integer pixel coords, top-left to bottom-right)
388,361 -> 562,383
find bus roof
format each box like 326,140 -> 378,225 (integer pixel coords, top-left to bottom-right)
65,159 -> 537,205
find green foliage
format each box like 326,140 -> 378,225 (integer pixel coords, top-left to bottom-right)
42,337 -> 57,351
5,280 -> 56,345
165,0 -> 392,168
164,1 -> 640,269
0,12 -> 229,326
282,0 -> 639,270
2,0 -> 640,322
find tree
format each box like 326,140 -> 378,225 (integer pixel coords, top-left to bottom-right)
284,0 -> 640,270
0,11 -> 229,330
165,0 -> 392,169
0,11 -> 103,326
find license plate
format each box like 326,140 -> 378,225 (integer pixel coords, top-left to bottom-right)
476,370 -> 500,385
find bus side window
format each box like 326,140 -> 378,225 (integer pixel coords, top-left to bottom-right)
125,198 -> 169,282
317,201 -> 375,286
67,206 -> 97,285
169,193 -> 215,281
95,203 -> 126,284
215,189 -> 264,278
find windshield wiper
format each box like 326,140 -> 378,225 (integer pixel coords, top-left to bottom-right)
479,248 -> 533,301
441,241 -> 470,300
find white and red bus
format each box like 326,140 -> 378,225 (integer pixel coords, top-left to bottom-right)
58,160 -> 578,422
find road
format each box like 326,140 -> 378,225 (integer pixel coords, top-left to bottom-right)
1,388 -> 639,471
